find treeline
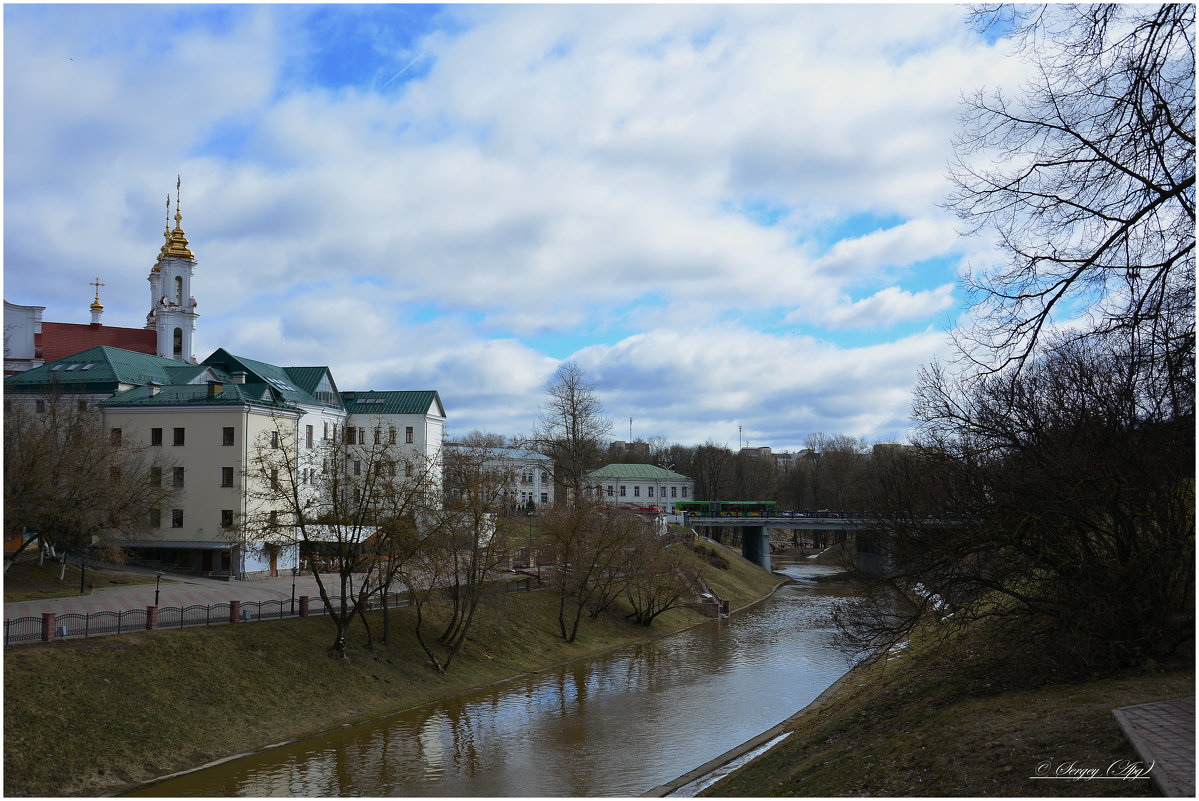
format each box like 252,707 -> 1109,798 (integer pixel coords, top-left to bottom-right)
602,433 -> 886,513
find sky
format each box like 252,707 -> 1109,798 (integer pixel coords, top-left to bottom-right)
4,3 -> 1029,451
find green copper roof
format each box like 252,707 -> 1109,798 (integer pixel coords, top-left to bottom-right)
98,382 -> 300,411
201,349 -> 342,409
341,390 -> 445,417
5,346 -> 218,394
585,463 -> 692,482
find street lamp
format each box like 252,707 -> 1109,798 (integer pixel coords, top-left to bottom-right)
291,565 -> 299,615
78,548 -> 88,595
154,570 -> 165,606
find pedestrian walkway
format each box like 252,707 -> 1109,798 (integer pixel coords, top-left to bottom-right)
4,563 -> 342,621
1112,696 -> 1194,798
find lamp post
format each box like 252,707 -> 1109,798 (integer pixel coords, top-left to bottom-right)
78,548 -> 88,594
154,570 -> 165,606
291,565 -> 299,615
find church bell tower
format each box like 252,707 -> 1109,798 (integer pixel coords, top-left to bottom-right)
147,177 -> 199,362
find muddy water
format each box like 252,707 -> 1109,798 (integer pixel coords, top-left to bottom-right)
130,557 -> 861,797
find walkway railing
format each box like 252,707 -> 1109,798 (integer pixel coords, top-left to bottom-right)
4,576 -> 539,645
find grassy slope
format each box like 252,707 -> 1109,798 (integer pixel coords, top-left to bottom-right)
4,559 -> 158,602
4,539 -> 779,798
704,633 -> 1193,797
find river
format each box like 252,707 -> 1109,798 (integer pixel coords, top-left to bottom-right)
129,556 -> 862,797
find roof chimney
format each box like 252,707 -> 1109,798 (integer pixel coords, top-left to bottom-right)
148,382 -> 161,396
231,371 -> 246,384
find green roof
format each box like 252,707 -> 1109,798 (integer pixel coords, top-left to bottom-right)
201,349 -> 342,409
5,346 -> 221,394
341,390 -> 445,417
586,463 -> 692,482
98,382 -> 300,411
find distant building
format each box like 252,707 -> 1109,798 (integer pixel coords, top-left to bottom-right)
443,444 -> 555,510
585,463 -> 694,513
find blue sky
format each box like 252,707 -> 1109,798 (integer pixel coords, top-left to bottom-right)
4,4 -> 1027,449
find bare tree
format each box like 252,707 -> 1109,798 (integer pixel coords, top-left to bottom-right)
946,4 -> 1194,379
541,501 -> 644,642
3,394 -> 177,578
530,362 -> 612,504
838,334 -> 1194,677
404,433 -> 516,673
242,415 -> 438,660
623,540 -> 696,626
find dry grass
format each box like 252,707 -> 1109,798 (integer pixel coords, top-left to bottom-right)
3,558 -> 158,602
4,537 -> 779,797
704,626 -> 1193,797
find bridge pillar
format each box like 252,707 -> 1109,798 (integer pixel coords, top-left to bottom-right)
740,525 -> 772,571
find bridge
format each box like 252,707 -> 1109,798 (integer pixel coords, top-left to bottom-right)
681,515 -> 884,571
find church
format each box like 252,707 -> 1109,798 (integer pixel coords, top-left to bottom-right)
4,182 -> 447,579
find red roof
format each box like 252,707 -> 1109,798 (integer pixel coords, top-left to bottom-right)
40,322 -> 157,363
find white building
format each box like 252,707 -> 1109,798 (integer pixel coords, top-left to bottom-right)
585,463 -> 695,513
4,186 -> 447,578
443,444 -> 554,511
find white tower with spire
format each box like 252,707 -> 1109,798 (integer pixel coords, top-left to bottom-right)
146,177 -> 199,362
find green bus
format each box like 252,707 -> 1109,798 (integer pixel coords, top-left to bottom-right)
674,500 -> 778,517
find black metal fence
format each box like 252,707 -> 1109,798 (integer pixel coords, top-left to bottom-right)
4,576 -> 539,645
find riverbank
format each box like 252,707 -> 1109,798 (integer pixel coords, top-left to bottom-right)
692,629 -> 1193,797
4,539 -> 780,797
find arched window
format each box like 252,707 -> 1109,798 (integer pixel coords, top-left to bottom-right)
173,327 -> 183,357
174,276 -> 183,304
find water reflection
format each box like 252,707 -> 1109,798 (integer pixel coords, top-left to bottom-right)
130,559 -> 860,797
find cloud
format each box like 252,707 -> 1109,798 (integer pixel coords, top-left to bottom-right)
5,4 -> 1027,447
821,285 -> 958,330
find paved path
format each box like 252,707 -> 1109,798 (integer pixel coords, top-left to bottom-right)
1112,696 -> 1194,798
4,563 -> 361,620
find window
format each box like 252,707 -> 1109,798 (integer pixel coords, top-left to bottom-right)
323,422 -> 329,440
389,426 -> 397,445
522,471 -> 533,485
681,486 -> 689,498
405,426 -> 414,444
374,427 -> 382,445
149,509 -> 161,528
542,471 -> 549,483
151,427 -> 163,446
671,486 -> 677,498
78,400 -> 88,412
353,460 -> 362,476
306,425 -> 314,448
222,426 -> 234,446
35,400 -> 45,413
634,486 -> 640,497
619,486 -> 626,497
648,486 -> 654,497
607,485 -> 614,497
150,467 -> 162,486
269,511 -> 278,527
172,327 -> 183,358
172,467 -> 185,487
271,430 -> 280,449
171,509 -> 184,528
406,463 -> 414,478
221,467 -> 234,488
111,428 -> 122,445
270,468 -> 280,490
173,427 -> 185,446
221,510 -> 234,528
541,492 -> 548,504
359,427 -> 366,444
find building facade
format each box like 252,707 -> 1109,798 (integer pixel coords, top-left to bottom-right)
585,463 -> 695,513
4,186 -> 447,579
